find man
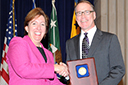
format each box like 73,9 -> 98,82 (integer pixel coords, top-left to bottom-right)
66,0 -> 125,85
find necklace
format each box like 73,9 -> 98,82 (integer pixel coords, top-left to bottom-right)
36,44 -> 41,48
40,44 -> 42,48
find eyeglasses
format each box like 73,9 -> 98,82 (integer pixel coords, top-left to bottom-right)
75,10 -> 94,16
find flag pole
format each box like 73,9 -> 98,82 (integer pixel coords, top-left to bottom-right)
52,0 -> 56,62
13,0 -> 15,36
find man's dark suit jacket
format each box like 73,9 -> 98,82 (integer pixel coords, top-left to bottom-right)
66,29 -> 125,85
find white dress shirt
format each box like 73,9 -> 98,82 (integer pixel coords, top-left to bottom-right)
80,26 -> 97,59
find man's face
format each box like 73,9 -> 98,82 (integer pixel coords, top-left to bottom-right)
75,2 -> 96,32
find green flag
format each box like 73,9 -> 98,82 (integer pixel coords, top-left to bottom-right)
48,0 -> 62,63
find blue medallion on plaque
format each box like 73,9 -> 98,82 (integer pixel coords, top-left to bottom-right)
76,64 -> 89,78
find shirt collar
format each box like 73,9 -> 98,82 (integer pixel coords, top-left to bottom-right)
81,25 -> 97,38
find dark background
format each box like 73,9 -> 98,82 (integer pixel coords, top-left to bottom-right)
0,0 -> 94,63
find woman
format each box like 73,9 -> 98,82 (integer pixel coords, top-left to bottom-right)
6,7 -> 68,85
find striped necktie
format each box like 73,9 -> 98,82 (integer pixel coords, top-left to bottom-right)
82,33 -> 89,58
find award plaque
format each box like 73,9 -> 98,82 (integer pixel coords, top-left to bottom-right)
67,57 -> 98,85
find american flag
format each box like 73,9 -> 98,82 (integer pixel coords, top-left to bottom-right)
0,0 -> 17,85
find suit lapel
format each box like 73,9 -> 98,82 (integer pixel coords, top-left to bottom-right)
88,29 -> 103,57
23,36 -> 45,62
74,34 -> 81,60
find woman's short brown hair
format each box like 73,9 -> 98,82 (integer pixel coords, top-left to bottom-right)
24,7 -> 49,36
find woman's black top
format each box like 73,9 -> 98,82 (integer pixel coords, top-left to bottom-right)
37,47 -> 47,63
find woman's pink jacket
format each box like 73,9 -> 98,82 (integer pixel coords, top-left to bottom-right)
6,35 -> 64,85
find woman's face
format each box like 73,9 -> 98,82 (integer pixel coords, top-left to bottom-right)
25,15 -> 46,46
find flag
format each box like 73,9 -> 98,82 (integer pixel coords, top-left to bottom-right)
32,0 -> 36,9
48,0 -> 62,64
0,0 -> 17,85
70,0 -> 81,38
50,44 -> 57,53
